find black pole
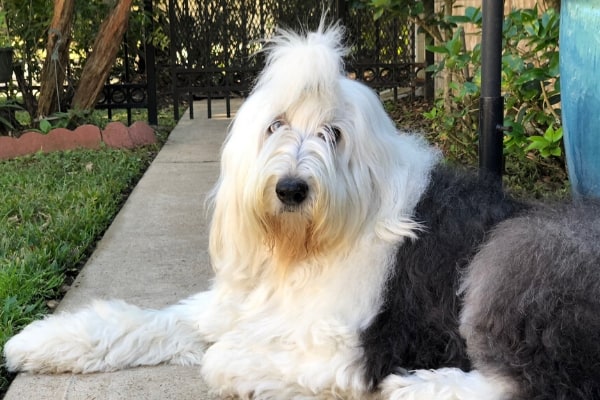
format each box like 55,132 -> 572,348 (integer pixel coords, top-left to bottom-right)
424,0 -> 435,101
144,0 -> 158,125
168,0 -> 179,121
335,0 -> 346,22
479,0 -> 504,182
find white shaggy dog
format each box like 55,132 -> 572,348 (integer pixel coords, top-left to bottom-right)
4,24 -> 600,400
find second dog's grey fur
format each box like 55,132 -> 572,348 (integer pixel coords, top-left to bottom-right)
461,201 -> 600,399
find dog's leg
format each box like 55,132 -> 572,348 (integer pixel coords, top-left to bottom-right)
4,291 -> 219,374
379,368 -> 514,400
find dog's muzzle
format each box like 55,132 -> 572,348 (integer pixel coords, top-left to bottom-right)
276,177 -> 309,206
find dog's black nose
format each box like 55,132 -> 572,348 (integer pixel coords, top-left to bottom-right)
276,178 -> 309,206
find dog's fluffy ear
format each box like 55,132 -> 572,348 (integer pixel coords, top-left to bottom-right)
206,120 -> 263,285
336,80 -> 440,242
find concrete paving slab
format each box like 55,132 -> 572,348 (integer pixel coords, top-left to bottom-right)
3,100 -> 240,400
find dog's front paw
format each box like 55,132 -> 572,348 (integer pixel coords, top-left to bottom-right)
4,320 -> 72,373
4,300 -> 134,373
3,314 -> 105,374
4,299 -> 209,374
4,324 -> 45,373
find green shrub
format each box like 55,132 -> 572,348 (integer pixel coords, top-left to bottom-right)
361,1 -> 566,196
420,6 -> 566,197
425,6 -> 562,164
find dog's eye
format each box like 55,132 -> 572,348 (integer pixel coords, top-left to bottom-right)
318,125 -> 342,144
268,119 -> 286,134
330,126 -> 342,142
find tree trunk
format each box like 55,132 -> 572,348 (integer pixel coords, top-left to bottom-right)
70,0 -> 133,111
36,0 -> 75,118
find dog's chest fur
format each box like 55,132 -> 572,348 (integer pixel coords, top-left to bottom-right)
201,235 -> 398,397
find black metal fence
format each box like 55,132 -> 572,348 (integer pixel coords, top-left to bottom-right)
168,0 -> 418,119
0,0 -> 157,127
96,0 -> 158,125
0,0 -> 418,125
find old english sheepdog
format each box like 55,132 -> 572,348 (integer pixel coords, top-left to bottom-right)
4,24 -> 600,400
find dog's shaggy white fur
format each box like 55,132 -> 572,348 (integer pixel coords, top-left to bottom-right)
4,24 -> 600,400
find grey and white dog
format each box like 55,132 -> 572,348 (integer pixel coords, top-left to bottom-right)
4,24 -> 600,400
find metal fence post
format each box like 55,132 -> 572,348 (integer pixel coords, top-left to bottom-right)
144,0 -> 158,125
479,0 -> 504,183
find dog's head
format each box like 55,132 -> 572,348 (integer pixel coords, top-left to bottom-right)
208,23 -> 439,284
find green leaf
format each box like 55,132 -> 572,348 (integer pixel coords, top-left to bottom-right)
540,148 -> 551,158
502,54 -> 524,72
370,0 -> 390,7
525,136 -> 549,151
515,68 -> 548,85
462,81 -> 479,95
39,119 -> 52,134
423,108 -> 437,119
465,6 -> 482,23
0,115 -> 15,131
411,2 -> 424,15
546,51 -> 560,77
426,44 -> 449,54
446,29 -> 463,56
544,126 -> 563,143
446,15 -> 471,24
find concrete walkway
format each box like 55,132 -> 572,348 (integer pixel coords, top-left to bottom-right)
4,100 -> 241,400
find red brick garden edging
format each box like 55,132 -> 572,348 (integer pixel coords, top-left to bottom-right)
0,121 -> 157,160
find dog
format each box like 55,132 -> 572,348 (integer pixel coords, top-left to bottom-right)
4,23 -> 600,400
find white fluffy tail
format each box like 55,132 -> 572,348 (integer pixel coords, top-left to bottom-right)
3,299 -> 206,374
380,368 -> 514,400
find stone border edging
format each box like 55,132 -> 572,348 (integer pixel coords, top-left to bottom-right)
0,121 -> 157,160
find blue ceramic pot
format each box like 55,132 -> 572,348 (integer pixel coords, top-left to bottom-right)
560,0 -> 600,198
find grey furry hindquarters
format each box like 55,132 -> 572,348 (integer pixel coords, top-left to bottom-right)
461,201 -> 600,400
361,164 -> 600,399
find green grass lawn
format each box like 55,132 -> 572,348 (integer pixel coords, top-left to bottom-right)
0,104 -> 174,395
0,144 -> 164,394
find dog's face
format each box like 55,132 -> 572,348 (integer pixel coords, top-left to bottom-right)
246,91 -> 361,269
220,83 -> 372,272
208,26 -> 438,282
